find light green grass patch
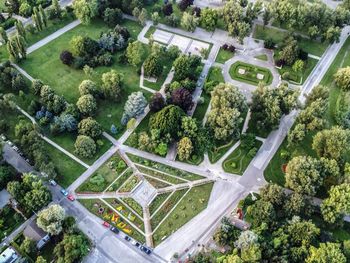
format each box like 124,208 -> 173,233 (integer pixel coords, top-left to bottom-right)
229,61 -> 273,86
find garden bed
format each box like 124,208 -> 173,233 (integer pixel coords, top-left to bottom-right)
223,140 -> 263,175
149,192 -> 172,215
229,61 -> 273,86
137,165 -> 185,185
79,199 -> 145,243
152,183 -> 213,246
118,175 -> 141,193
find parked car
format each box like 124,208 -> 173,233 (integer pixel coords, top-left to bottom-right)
124,235 -> 131,241
7,141 -> 13,146
110,226 -> 119,234
140,245 -> 152,255
60,189 -> 68,196
67,194 -> 75,201
102,221 -> 110,228
0,134 -> 6,141
12,146 -> 18,151
49,179 -> 57,186
131,240 -> 140,247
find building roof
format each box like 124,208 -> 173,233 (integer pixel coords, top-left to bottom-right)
0,247 -> 19,263
23,220 -> 46,242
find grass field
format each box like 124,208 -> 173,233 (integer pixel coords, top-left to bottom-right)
279,57 -> 318,84
229,61 -> 273,86
42,142 -> 86,188
19,19 -> 151,135
223,140 -> 263,175
254,54 -> 268,61
152,183 -> 213,246
215,48 -> 234,64
264,37 -> 350,186
77,154 -> 130,193
253,24 -> 328,57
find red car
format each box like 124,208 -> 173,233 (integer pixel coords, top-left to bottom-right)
67,194 -> 75,201
102,221 -> 110,228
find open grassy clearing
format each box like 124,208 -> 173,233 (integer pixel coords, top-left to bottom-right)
79,199 -> 145,243
229,61 -> 273,86
215,48 -> 234,64
152,183 -> 213,246
76,154 -> 129,193
128,153 -> 204,180
42,142 -> 86,188
223,140 -> 263,175
264,37 -> 350,186
253,24 -> 328,57
19,19 -> 151,135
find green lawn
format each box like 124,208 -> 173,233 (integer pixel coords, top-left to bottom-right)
254,54 -> 268,61
253,24 -> 328,57
45,131 -> 112,166
223,140 -> 263,175
79,199 -> 145,243
19,19 -> 151,135
42,142 -> 86,188
229,61 -> 273,86
76,154 -> 130,193
279,57 -> 318,84
215,48 -> 234,64
264,37 -> 350,186
137,165 -> 185,185
208,139 -> 235,163
152,183 -> 213,246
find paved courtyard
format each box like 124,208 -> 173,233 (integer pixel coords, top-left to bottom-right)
153,29 -> 210,56
131,180 -> 158,207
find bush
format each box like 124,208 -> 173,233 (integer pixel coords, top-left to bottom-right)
163,3 -> 173,16
97,53 -> 113,66
264,38 -> 275,49
60,50 -> 74,65
165,13 -> 180,27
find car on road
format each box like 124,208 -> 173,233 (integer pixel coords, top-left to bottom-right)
60,189 -> 68,196
102,221 -> 110,228
67,194 -> 75,201
124,235 -> 131,241
140,245 -> 152,255
7,141 -> 13,146
131,240 -> 140,247
49,179 -> 57,186
110,226 -> 119,234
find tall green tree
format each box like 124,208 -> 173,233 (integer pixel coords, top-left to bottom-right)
73,0 -> 98,25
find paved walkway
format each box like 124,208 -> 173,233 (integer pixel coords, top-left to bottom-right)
27,20 -> 81,54
16,105 -> 90,168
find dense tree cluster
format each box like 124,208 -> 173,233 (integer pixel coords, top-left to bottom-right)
203,183 -> 349,263
7,173 -> 51,215
61,25 -> 130,69
250,83 -> 299,133
207,83 -> 246,141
